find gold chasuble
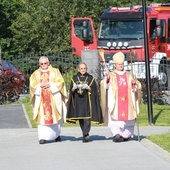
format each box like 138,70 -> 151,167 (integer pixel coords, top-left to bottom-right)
30,65 -> 67,126
40,71 -> 53,124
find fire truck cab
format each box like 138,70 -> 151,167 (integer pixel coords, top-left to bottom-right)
71,3 -> 170,89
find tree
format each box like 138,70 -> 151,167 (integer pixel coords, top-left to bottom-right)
0,0 -> 23,57
8,0 -> 116,54
0,0 -> 169,56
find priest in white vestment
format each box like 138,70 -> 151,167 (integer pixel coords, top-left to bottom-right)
29,56 -> 67,144
100,52 -> 142,142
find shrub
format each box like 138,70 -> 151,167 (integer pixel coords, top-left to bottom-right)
0,70 -> 25,104
140,78 -> 169,105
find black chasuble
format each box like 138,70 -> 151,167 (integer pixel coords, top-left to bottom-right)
66,72 -> 103,124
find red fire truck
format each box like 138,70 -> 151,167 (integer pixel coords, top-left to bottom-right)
71,3 -> 170,88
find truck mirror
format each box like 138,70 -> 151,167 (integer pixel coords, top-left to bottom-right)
156,19 -> 161,26
83,20 -> 88,27
156,27 -> 162,37
82,20 -> 90,41
155,19 -> 163,37
82,28 -> 89,41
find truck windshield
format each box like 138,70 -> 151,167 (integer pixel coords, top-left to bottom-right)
98,20 -> 144,39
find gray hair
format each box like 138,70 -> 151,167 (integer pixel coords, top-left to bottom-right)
39,56 -> 49,63
78,62 -> 87,68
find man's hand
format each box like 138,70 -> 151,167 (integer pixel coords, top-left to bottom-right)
105,75 -> 110,89
131,79 -> 136,88
72,83 -> 77,90
40,81 -> 50,89
131,79 -> 137,92
106,75 -> 110,84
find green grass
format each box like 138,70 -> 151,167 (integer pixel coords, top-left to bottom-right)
138,104 -> 170,126
18,97 -> 170,152
147,133 -> 170,152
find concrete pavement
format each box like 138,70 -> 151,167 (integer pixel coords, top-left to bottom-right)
0,104 -> 170,170
0,104 -> 31,128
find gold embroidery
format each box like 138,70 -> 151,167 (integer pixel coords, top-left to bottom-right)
40,71 -> 53,124
121,97 -> 125,101
44,111 -> 53,120
40,72 -> 49,82
121,112 -> 125,117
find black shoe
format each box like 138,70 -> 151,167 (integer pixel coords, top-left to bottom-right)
82,135 -> 90,143
55,136 -> 61,142
123,137 -> 131,141
39,139 -> 46,144
113,134 -> 120,142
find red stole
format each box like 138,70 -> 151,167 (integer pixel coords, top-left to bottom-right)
40,71 -> 53,124
116,73 -> 128,121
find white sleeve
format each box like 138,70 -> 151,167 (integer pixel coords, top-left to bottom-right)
35,84 -> 41,96
50,82 -> 59,94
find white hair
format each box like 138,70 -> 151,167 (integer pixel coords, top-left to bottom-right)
39,56 -> 49,63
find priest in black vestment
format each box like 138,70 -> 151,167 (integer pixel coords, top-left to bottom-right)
66,62 -> 103,142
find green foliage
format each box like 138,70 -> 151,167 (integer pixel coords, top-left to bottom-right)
1,0 -> 164,56
63,67 -> 78,91
0,0 -> 23,57
138,104 -> 170,126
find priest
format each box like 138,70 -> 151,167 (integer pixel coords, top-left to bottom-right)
30,56 -> 67,144
100,52 -> 142,142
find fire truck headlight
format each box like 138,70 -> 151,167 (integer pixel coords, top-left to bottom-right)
124,42 -> 128,47
107,42 -> 112,47
112,42 -> 117,47
118,42 -> 123,47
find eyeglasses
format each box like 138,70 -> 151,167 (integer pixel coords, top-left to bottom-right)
40,62 -> 48,65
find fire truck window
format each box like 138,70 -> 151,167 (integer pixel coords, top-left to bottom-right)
150,19 -> 157,40
168,20 -> 170,37
99,20 -> 109,38
74,21 -> 93,41
162,20 -> 166,38
99,20 -> 143,39
108,22 -> 121,36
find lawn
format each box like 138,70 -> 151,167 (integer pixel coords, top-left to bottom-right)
147,133 -> 170,152
138,104 -> 170,126
18,97 -> 170,152
138,104 -> 170,152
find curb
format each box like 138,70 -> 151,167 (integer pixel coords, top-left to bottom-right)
141,138 -> 170,163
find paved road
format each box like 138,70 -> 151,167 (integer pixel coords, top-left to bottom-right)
0,104 -> 31,128
0,104 -> 170,170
